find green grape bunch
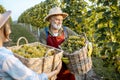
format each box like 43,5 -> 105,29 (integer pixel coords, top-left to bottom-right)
61,35 -> 86,53
12,44 -> 55,58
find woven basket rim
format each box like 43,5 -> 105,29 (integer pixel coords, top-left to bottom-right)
63,43 -> 87,56
8,42 -> 63,59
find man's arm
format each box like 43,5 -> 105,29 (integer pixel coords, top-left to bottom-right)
65,27 -> 78,36
39,28 -> 47,44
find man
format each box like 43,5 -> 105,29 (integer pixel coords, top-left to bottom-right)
39,7 -> 77,80
39,7 -> 78,48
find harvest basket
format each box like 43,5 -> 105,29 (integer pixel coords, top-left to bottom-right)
8,37 -> 63,80
61,34 -> 92,75
63,44 -> 92,75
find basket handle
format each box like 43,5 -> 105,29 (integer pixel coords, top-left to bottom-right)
45,49 -> 55,57
83,32 -> 89,42
17,37 -> 28,46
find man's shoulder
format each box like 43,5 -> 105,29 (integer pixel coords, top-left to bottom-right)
39,27 -> 49,37
63,26 -> 78,35
63,26 -> 72,32
62,26 -> 68,30
40,27 -> 45,31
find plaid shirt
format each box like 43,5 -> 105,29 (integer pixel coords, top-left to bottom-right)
0,47 -> 48,80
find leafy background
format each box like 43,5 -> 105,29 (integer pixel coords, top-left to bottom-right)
0,0 -> 120,79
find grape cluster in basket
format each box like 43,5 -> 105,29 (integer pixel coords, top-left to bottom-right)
13,44 -> 55,58
61,35 -> 86,53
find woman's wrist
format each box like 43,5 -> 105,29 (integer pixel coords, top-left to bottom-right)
54,69 -> 59,75
46,69 -> 59,78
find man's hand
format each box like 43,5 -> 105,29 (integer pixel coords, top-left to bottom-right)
87,42 -> 93,57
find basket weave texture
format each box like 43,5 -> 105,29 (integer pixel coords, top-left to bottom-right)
64,44 -> 92,75
8,39 -> 63,80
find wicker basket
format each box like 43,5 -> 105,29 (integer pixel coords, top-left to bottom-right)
8,37 -> 63,80
63,44 -> 92,75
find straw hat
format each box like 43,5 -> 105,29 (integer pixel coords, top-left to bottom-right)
44,7 -> 68,21
0,11 -> 11,28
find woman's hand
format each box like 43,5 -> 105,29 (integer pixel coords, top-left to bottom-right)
55,61 -> 62,74
46,61 -> 62,79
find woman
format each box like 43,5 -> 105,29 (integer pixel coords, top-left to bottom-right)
0,11 -> 62,80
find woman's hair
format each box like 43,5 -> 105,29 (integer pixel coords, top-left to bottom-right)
0,20 -> 11,39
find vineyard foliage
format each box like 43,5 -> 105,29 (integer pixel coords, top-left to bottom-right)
0,0 -> 119,78
18,0 -> 60,28
0,5 -> 12,22
0,5 -> 6,13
